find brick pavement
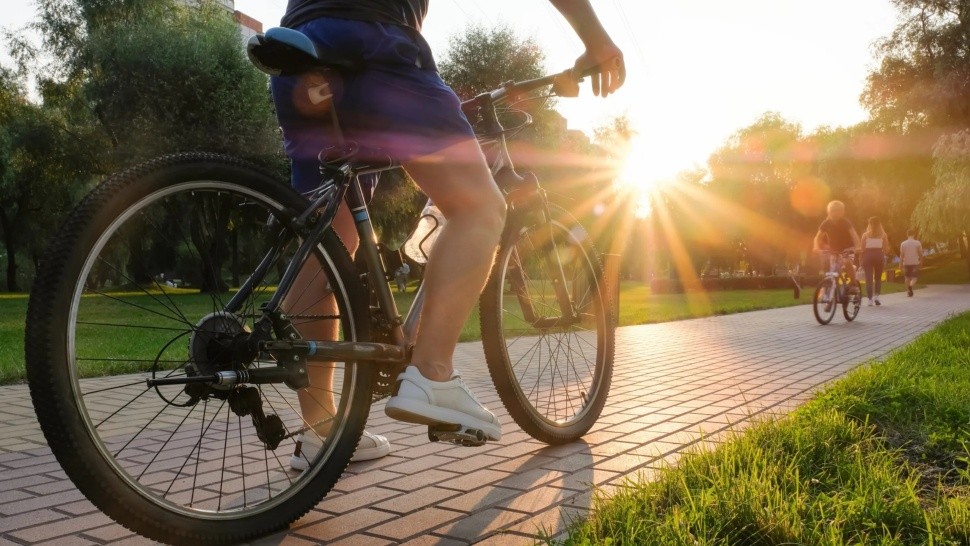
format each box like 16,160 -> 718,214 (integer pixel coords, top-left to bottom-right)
1,284 -> 968,545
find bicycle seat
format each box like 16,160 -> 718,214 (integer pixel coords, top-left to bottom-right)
247,27 -> 362,76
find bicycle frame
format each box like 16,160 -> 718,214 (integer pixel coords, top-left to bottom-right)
148,72 -> 582,389
821,251 -> 857,302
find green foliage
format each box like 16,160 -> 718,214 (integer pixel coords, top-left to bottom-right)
862,0 -> 970,131
81,1 -> 281,167
0,68 -> 95,291
369,170 -> 423,247
0,0 -> 286,291
913,130 -> 970,242
438,23 -> 545,100
562,312 -> 970,545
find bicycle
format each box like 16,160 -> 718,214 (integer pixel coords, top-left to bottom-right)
812,249 -> 862,325
24,27 -> 615,544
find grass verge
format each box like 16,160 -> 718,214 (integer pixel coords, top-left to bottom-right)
561,312 -> 970,545
0,260 -> 957,384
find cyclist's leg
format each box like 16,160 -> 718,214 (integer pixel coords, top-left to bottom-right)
403,142 -> 506,381
283,205 -> 358,431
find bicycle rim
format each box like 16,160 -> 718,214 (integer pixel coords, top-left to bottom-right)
843,280 -> 861,322
34,168 -> 366,527
482,208 -> 613,442
813,278 -> 837,325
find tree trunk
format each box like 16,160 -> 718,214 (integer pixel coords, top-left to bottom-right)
189,196 -> 230,294
0,209 -> 18,292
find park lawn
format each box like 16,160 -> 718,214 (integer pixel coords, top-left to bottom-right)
560,312 -> 970,545
0,275 -> 940,384
918,259 -> 970,285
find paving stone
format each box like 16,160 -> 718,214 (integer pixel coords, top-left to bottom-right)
373,486 -> 459,514
9,512 -> 113,542
294,509 -> 396,542
433,507 -> 529,542
0,286 -> 967,544
367,507 -> 464,541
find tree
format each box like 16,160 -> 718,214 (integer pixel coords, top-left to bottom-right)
0,69 -> 91,291
862,0 -> 970,131
5,0 -> 286,292
707,112 -> 807,274
438,24 -> 545,100
438,23 -> 576,152
912,130 -> 970,277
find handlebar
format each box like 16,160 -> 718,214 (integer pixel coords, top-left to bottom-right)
462,66 -> 599,110
818,249 -> 857,258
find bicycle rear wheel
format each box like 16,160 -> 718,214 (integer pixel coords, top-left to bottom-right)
843,279 -> 862,322
813,277 -> 838,325
25,153 -> 371,544
480,204 -> 614,444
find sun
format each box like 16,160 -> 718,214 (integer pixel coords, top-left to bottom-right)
612,137 -> 680,218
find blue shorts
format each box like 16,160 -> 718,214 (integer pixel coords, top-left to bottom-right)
270,18 -> 476,193
904,265 -> 920,278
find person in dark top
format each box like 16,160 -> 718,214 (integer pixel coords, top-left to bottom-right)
813,200 -> 861,255
273,0 -> 625,465
283,0 -> 428,31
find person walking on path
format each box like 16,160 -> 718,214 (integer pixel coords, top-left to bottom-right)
861,216 -> 891,306
900,229 -> 924,297
394,262 -> 411,293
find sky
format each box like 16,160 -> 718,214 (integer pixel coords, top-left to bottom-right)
0,0 -> 901,182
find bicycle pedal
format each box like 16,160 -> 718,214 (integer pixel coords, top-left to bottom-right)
427,425 -> 486,447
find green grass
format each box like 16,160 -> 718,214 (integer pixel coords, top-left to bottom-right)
0,294 -> 28,385
0,266 -> 956,385
917,259 -> 970,285
560,312 -> 970,545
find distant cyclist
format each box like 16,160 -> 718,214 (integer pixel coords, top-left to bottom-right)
273,0 -> 626,465
813,200 -> 862,310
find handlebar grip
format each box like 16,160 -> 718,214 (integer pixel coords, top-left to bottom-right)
577,56 -> 622,79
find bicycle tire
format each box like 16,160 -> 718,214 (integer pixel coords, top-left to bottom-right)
812,277 -> 838,325
843,279 -> 862,322
480,204 -> 614,444
25,153 -> 372,544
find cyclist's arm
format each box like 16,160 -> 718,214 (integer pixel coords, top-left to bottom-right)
849,227 -> 862,251
813,230 -> 826,252
548,0 -> 625,97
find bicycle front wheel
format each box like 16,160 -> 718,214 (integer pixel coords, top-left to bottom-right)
843,279 -> 862,322
25,153 -> 372,544
480,204 -> 614,444
813,277 -> 838,325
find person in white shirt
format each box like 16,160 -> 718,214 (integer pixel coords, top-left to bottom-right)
899,229 -> 924,297
860,217 -> 891,306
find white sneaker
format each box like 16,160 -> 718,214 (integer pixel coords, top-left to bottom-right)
875,297 -> 882,306
868,299 -> 874,307
384,366 -> 502,441
289,430 -> 390,471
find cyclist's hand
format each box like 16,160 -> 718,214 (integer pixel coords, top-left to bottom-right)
573,42 -> 625,97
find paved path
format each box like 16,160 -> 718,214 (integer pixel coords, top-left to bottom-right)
1,285 -> 968,545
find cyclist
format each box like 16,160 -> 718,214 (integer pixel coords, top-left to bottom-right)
273,0 -> 626,465
812,200 -> 862,310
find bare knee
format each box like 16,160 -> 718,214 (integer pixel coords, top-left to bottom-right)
456,186 -> 506,240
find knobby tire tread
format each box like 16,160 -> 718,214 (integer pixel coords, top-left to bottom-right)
479,204 -> 615,445
25,152 -> 371,545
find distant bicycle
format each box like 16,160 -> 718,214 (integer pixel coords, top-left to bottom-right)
812,249 -> 862,325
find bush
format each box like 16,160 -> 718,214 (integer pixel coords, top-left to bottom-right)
650,275 -> 824,294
